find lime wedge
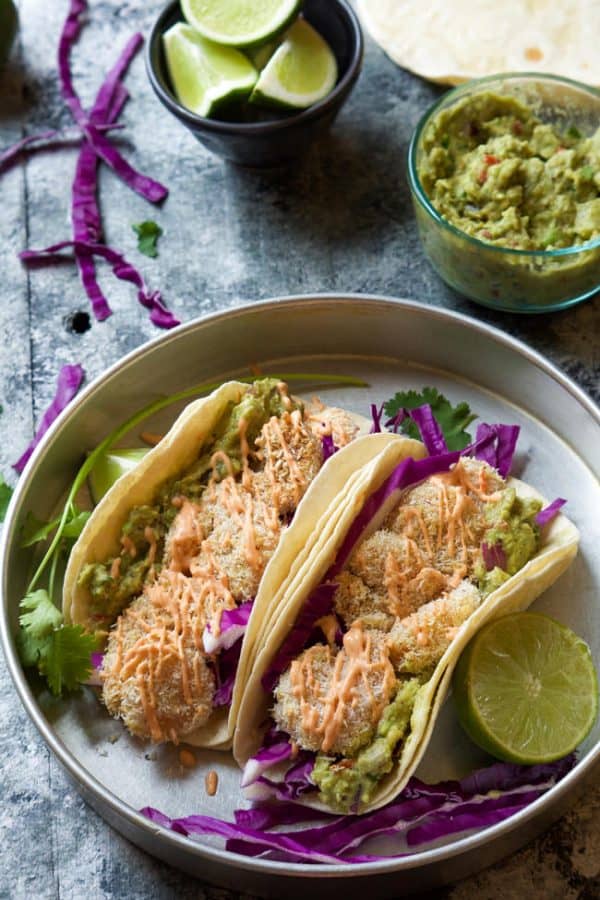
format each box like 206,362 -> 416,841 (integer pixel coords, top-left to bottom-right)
163,23 -> 257,118
246,36 -> 281,72
452,612 -> 598,765
181,0 -> 301,48
250,18 -> 338,110
89,449 -> 148,506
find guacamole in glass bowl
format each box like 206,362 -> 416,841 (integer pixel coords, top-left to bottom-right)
408,74 -> 600,313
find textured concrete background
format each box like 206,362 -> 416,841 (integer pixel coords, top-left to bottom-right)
0,1 -> 599,898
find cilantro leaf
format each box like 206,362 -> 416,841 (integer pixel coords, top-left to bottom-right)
132,220 -> 163,258
384,387 -> 477,450
19,589 -> 62,639
21,512 -> 60,547
39,625 -> 99,695
18,589 -> 98,695
21,507 -> 90,548
17,589 -> 61,669
0,475 -> 13,523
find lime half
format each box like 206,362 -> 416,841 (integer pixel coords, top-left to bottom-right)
250,18 -> 338,110
163,23 -> 257,118
452,612 -> 598,765
181,0 -> 301,48
89,449 -> 148,506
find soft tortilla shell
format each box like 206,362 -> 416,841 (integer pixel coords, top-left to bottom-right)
234,438 -> 580,811
357,0 -> 600,86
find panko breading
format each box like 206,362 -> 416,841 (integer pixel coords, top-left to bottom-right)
102,579 -> 216,743
384,458 -> 506,578
103,399 -> 327,744
273,628 -> 396,757
387,580 -> 481,674
334,570 -> 394,632
253,410 -> 323,518
305,403 -> 361,449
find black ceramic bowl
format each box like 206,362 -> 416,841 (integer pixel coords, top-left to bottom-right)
146,0 -> 363,167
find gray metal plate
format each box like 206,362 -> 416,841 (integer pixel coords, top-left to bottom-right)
1,295 -> 599,897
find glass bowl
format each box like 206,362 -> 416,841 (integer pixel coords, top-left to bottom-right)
407,74 -> 600,313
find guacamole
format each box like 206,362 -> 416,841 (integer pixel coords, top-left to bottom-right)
312,677 -> 421,811
474,487 -> 542,596
419,92 -> 600,251
79,379 -> 297,621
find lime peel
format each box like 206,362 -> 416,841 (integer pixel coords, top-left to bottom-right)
452,612 -> 599,765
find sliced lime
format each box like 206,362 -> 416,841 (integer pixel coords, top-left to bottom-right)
89,449 -> 148,506
452,612 -> 598,765
246,36 -> 281,72
181,0 -> 301,48
250,18 -> 338,111
163,23 -> 257,118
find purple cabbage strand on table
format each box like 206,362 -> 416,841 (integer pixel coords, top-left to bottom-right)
13,365 -> 85,474
3,0 -> 177,329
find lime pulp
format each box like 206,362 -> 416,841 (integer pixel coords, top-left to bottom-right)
250,18 -> 338,110
180,0 -> 301,48
452,612 -> 598,765
163,23 -> 257,118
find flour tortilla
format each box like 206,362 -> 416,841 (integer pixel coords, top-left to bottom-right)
357,0 -> 600,86
63,380 -> 370,748
234,435 -> 580,811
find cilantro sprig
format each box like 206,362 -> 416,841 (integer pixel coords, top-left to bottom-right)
17,371 -> 368,695
0,474 -> 13,523
132,220 -> 163,258
384,387 -> 477,450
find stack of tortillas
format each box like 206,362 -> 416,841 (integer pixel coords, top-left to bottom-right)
356,0 -> 600,85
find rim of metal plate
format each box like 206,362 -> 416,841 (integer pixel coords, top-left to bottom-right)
1,293 -> 598,880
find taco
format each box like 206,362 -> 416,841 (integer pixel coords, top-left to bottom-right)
234,432 -> 580,812
63,377 -> 372,749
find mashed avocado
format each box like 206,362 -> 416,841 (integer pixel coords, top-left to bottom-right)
79,379 -> 297,621
312,677 -> 421,811
475,487 -> 541,596
419,92 -> 600,251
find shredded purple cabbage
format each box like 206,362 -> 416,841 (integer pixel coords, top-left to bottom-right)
464,423 -> 520,478
408,404 -> 448,455
260,584 -> 338,692
321,433 -> 337,461
141,754 -> 575,864
369,403 -> 384,433
203,600 -> 253,654
58,0 -> 167,203
13,364 -> 85,474
481,541 -> 507,572
10,2 -> 176,329
240,730 -> 294,788
248,753 -> 317,803
535,498 -> 567,527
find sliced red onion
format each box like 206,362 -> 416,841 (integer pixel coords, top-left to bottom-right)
13,365 -> 84,474
535,498 -> 567,527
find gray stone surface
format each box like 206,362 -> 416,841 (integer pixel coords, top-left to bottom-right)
0,1 -> 598,898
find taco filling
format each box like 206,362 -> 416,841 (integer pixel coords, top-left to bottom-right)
268,457 -> 542,810
78,378 -> 360,744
